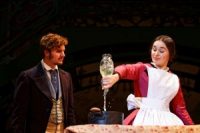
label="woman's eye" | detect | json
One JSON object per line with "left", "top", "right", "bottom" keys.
{"left": 152, "top": 48, "right": 157, "bottom": 51}
{"left": 159, "top": 50, "right": 165, "bottom": 53}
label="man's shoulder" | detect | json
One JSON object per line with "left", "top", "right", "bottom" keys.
{"left": 19, "top": 63, "right": 42, "bottom": 77}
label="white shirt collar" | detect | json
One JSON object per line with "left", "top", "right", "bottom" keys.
{"left": 41, "top": 59, "right": 58, "bottom": 71}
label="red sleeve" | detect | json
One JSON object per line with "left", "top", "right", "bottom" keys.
{"left": 170, "top": 87, "right": 194, "bottom": 125}
{"left": 123, "top": 109, "right": 139, "bottom": 125}
{"left": 115, "top": 62, "right": 144, "bottom": 80}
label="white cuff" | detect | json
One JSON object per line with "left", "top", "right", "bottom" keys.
{"left": 126, "top": 94, "right": 142, "bottom": 110}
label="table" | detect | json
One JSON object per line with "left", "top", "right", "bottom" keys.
{"left": 65, "top": 124, "right": 200, "bottom": 133}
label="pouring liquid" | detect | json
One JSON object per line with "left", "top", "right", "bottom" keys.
{"left": 100, "top": 65, "right": 113, "bottom": 111}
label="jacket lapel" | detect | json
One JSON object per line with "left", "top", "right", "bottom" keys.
{"left": 59, "top": 69, "right": 70, "bottom": 123}
{"left": 59, "top": 70, "right": 69, "bottom": 99}
{"left": 31, "top": 63, "right": 52, "bottom": 100}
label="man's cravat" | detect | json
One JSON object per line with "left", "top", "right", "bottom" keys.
{"left": 49, "top": 70, "right": 59, "bottom": 99}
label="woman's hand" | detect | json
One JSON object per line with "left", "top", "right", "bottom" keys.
{"left": 101, "top": 73, "right": 119, "bottom": 90}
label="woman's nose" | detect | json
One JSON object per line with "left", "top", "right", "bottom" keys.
{"left": 154, "top": 51, "right": 159, "bottom": 56}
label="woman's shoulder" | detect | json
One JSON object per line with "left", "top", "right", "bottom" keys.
{"left": 136, "top": 62, "right": 151, "bottom": 68}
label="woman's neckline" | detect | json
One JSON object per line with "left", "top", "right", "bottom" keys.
{"left": 150, "top": 62, "right": 169, "bottom": 72}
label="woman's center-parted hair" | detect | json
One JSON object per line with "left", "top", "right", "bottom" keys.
{"left": 151, "top": 35, "right": 176, "bottom": 64}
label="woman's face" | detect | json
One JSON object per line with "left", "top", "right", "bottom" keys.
{"left": 151, "top": 40, "right": 170, "bottom": 69}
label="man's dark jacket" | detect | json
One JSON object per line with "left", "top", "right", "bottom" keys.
{"left": 7, "top": 63, "right": 76, "bottom": 133}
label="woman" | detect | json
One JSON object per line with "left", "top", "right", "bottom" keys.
{"left": 101, "top": 35, "right": 194, "bottom": 126}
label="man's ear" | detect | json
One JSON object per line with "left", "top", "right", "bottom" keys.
{"left": 44, "top": 49, "right": 50, "bottom": 57}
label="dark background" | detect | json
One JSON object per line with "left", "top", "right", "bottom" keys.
{"left": 0, "top": 0, "right": 200, "bottom": 132}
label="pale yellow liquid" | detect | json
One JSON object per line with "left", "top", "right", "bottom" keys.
{"left": 100, "top": 65, "right": 113, "bottom": 111}
{"left": 100, "top": 66, "right": 113, "bottom": 77}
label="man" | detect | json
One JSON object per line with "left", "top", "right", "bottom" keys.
{"left": 8, "top": 33, "right": 76, "bottom": 133}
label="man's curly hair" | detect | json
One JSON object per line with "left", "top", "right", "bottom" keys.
{"left": 40, "top": 33, "right": 68, "bottom": 50}
{"left": 39, "top": 33, "right": 68, "bottom": 57}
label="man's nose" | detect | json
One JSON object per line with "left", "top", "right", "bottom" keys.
{"left": 62, "top": 52, "right": 65, "bottom": 57}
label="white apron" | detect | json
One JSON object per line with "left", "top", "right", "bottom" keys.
{"left": 131, "top": 66, "right": 184, "bottom": 126}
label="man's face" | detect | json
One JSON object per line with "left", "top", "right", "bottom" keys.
{"left": 44, "top": 45, "right": 66, "bottom": 68}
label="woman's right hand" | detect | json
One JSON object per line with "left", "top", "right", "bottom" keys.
{"left": 101, "top": 73, "right": 119, "bottom": 90}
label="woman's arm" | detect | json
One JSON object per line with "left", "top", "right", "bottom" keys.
{"left": 102, "top": 61, "right": 145, "bottom": 90}
{"left": 170, "top": 88, "right": 194, "bottom": 125}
